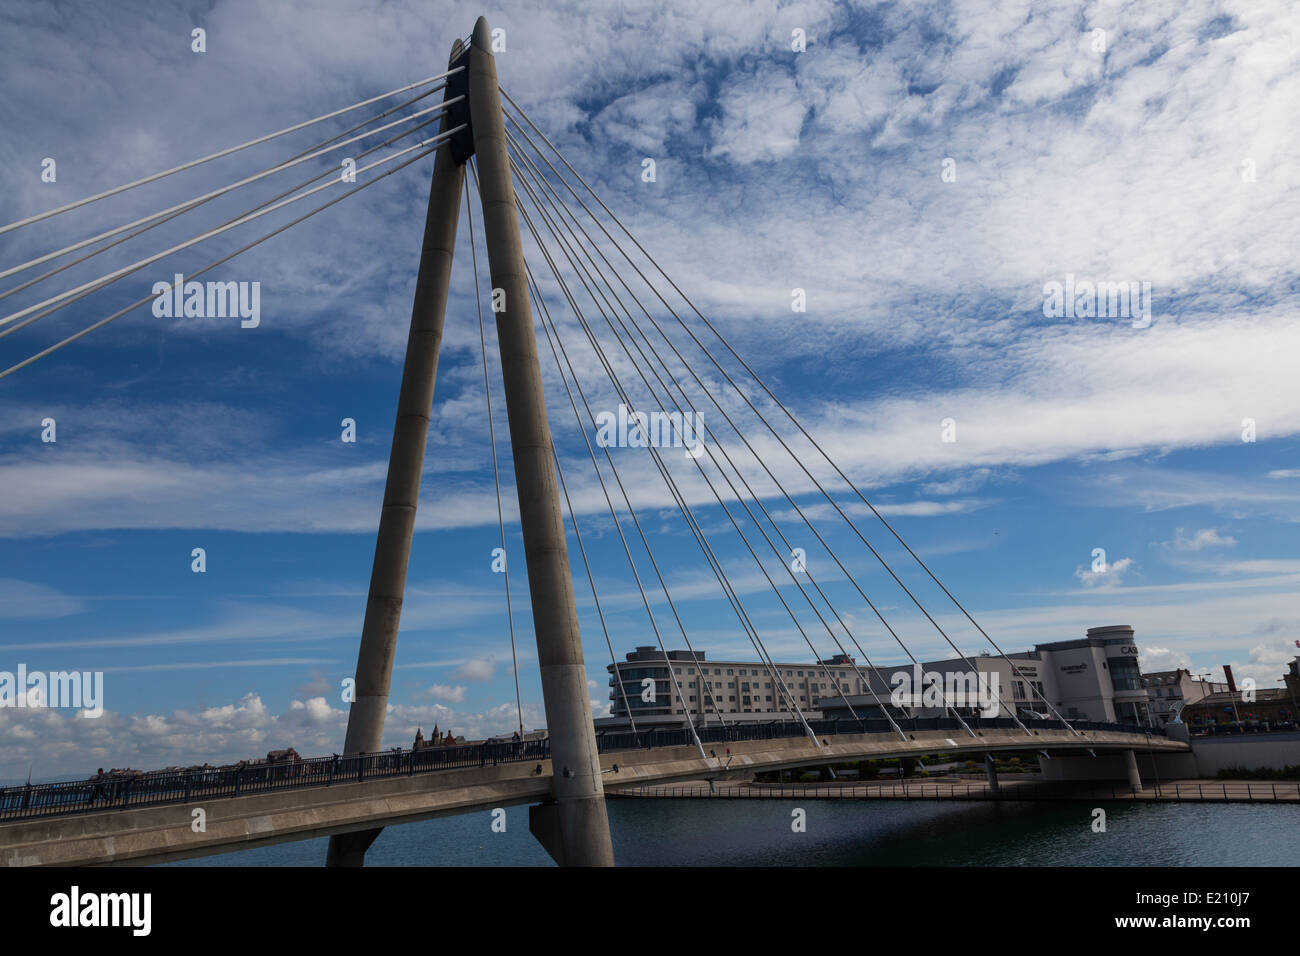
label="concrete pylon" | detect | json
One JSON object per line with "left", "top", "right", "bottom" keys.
{"left": 325, "top": 40, "right": 468, "bottom": 868}
{"left": 467, "top": 15, "right": 615, "bottom": 866}
{"left": 984, "top": 754, "right": 1000, "bottom": 794}
{"left": 1124, "top": 749, "right": 1143, "bottom": 791}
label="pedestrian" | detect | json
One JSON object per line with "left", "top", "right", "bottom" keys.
{"left": 91, "top": 768, "right": 107, "bottom": 803}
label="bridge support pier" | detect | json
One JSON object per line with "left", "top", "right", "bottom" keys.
{"left": 984, "top": 754, "right": 999, "bottom": 795}
{"left": 326, "top": 828, "right": 381, "bottom": 867}
{"left": 1124, "top": 749, "right": 1143, "bottom": 791}
{"left": 325, "top": 39, "right": 467, "bottom": 868}
{"left": 468, "top": 15, "right": 614, "bottom": 867}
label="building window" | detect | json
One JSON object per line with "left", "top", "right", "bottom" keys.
{"left": 1109, "top": 657, "right": 1142, "bottom": 692}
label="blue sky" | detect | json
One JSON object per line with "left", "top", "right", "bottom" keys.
{"left": 1, "top": 0, "right": 1298, "bottom": 781}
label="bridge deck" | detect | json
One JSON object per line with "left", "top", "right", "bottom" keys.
{"left": 0, "top": 727, "right": 1184, "bottom": 866}
{"left": 614, "top": 778, "right": 1300, "bottom": 804}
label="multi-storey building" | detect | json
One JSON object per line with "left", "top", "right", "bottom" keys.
{"left": 820, "top": 627, "right": 1151, "bottom": 724}
{"left": 598, "top": 625, "right": 1154, "bottom": 729}
{"left": 1142, "top": 668, "right": 1229, "bottom": 726}
{"left": 601, "top": 647, "right": 874, "bottom": 728}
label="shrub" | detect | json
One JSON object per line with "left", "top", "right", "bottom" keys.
{"left": 1215, "top": 765, "right": 1300, "bottom": 781}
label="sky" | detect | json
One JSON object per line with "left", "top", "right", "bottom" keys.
{"left": 0, "top": 0, "right": 1297, "bottom": 782}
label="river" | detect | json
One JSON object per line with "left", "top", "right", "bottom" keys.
{"left": 163, "top": 798, "right": 1300, "bottom": 866}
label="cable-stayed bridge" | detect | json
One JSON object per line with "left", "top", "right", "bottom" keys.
{"left": 0, "top": 17, "right": 1184, "bottom": 867}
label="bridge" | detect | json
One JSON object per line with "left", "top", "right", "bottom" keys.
{"left": 0, "top": 718, "right": 1181, "bottom": 866}
{"left": 0, "top": 16, "right": 1187, "bottom": 867}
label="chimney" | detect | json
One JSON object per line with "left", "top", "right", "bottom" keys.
{"left": 1223, "top": 665, "right": 1236, "bottom": 693}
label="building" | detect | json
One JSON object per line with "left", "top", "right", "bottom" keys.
{"left": 1142, "top": 669, "right": 1228, "bottom": 726}
{"left": 1038, "top": 625, "right": 1150, "bottom": 723}
{"left": 413, "top": 725, "right": 460, "bottom": 749}
{"left": 600, "top": 646, "right": 868, "bottom": 729}
{"left": 599, "top": 625, "right": 1154, "bottom": 730}
{"left": 1181, "top": 658, "right": 1300, "bottom": 730}
{"left": 815, "top": 628, "right": 1149, "bottom": 725}
{"left": 1182, "top": 689, "right": 1296, "bottom": 729}
{"left": 486, "top": 729, "right": 548, "bottom": 743}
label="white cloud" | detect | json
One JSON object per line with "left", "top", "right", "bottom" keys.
{"left": 427, "top": 683, "right": 467, "bottom": 703}
{"left": 0, "top": 0, "right": 1297, "bottom": 541}
{"left": 452, "top": 657, "right": 496, "bottom": 682}
{"left": 920, "top": 469, "right": 995, "bottom": 497}
{"left": 1074, "top": 556, "right": 1134, "bottom": 588}
{"left": 0, "top": 579, "right": 84, "bottom": 619}
{"left": 1138, "top": 644, "right": 1193, "bottom": 673}
{"left": 0, "top": 690, "right": 547, "bottom": 782}
{"left": 709, "top": 68, "right": 807, "bottom": 164}
{"left": 1168, "top": 527, "right": 1238, "bottom": 551}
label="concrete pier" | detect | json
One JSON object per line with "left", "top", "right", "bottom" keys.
{"left": 467, "top": 16, "right": 615, "bottom": 866}
{"left": 1124, "top": 749, "right": 1143, "bottom": 791}
{"left": 984, "top": 754, "right": 1000, "bottom": 794}
{"left": 325, "top": 40, "right": 467, "bottom": 867}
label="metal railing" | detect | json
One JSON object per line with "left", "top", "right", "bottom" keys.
{"left": 0, "top": 739, "right": 549, "bottom": 824}
{"left": 614, "top": 779, "right": 1300, "bottom": 804}
{"left": 0, "top": 716, "right": 1162, "bottom": 824}
{"left": 591, "top": 715, "right": 1159, "bottom": 752}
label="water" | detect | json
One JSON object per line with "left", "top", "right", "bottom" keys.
{"left": 164, "top": 798, "right": 1300, "bottom": 866}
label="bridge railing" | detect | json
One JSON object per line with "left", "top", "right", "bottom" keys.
{"left": 0, "top": 717, "right": 1161, "bottom": 824}
{"left": 616, "top": 779, "right": 1299, "bottom": 804}
{"left": 0, "top": 738, "right": 554, "bottom": 824}
{"left": 591, "top": 716, "right": 1165, "bottom": 749}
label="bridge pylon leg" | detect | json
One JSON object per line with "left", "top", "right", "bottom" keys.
{"left": 984, "top": 754, "right": 1000, "bottom": 795}
{"left": 1124, "top": 749, "right": 1143, "bottom": 791}
{"left": 467, "top": 15, "right": 615, "bottom": 866}
{"left": 325, "top": 39, "right": 468, "bottom": 868}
